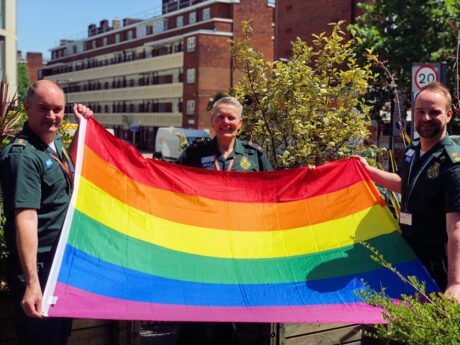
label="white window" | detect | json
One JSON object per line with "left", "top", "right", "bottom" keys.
{"left": 202, "top": 8, "right": 211, "bottom": 20}
{"left": 187, "top": 119, "right": 195, "bottom": 125}
{"left": 92, "top": 40, "right": 97, "bottom": 49}
{"left": 187, "top": 36, "right": 196, "bottom": 52}
{"left": 115, "top": 34, "right": 121, "bottom": 44}
{"left": 186, "top": 68, "right": 196, "bottom": 84}
{"left": 186, "top": 100, "right": 195, "bottom": 115}
{"left": 127, "top": 30, "right": 133, "bottom": 40}
{"left": 103, "top": 37, "right": 108, "bottom": 46}
{"left": 189, "top": 12, "right": 197, "bottom": 24}
{"left": 176, "top": 15, "right": 183, "bottom": 27}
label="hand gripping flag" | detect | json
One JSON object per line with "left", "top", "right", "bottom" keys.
{"left": 42, "top": 118, "right": 438, "bottom": 323}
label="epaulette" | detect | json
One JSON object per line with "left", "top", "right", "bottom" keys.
{"left": 445, "top": 142, "right": 460, "bottom": 163}
{"left": 10, "top": 137, "right": 29, "bottom": 152}
{"left": 244, "top": 141, "right": 263, "bottom": 153}
{"left": 189, "top": 137, "right": 211, "bottom": 150}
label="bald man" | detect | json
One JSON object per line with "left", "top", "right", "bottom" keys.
{"left": 0, "top": 80, "right": 92, "bottom": 345}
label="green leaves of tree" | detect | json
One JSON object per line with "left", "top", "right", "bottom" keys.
{"left": 232, "top": 22, "right": 377, "bottom": 168}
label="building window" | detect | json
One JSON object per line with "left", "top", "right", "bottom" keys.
{"left": 103, "top": 37, "right": 108, "bottom": 46}
{"left": 92, "top": 40, "right": 97, "bottom": 49}
{"left": 189, "top": 12, "right": 197, "bottom": 24}
{"left": 186, "top": 100, "right": 195, "bottom": 115}
{"left": 187, "top": 36, "right": 196, "bottom": 52}
{"left": 127, "top": 30, "right": 133, "bottom": 40}
{"left": 115, "top": 34, "right": 121, "bottom": 43}
{"left": 146, "top": 25, "right": 154, "bottom": 35}
{"left": 176, "top": 16, "right": 183, "bottom": 27}
{"left": 202, "top": 8, "right": 211, "bottom": 21}
{"left": 72, "top": 45, "right": 77, "bottom": 54}
{"left": 186, "top": 69, "right": 195, "bottom": 84}
{"left": 0, "top": 0, "right": 4, "bottom": 29}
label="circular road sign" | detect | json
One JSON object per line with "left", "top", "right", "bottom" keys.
{"left": 414, "top": 65, "right": 439, "bottom": 91}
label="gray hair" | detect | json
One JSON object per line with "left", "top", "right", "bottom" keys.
{"left": 212, "top": 96, "right": 243, "bottom": 118}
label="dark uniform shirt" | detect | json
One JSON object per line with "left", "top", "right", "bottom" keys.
{"left": 398, "top": 135, "right": 460, "bottom": 289}
{"left": 176, "top": 137, "right": 273, "bottom": 172}
{"left": 0, "top": 122, "right": 74, "bottom": 270}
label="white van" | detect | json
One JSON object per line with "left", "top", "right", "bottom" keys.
{"left": 154, "top": 127, "right": 210, "bottom": 162}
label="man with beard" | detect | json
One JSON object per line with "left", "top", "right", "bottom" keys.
{"left": 358, "top": 82, "right": 460, "bottom": 301}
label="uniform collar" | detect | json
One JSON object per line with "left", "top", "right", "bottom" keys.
{"left": 21, "top": 122, "right": 62, "bottom": 152}
{"left": 234, "top": 139, "right": 245, "bottom": 154}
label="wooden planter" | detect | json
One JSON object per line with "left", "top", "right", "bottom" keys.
{"left": 0, "top": 293, "right": 139, "bottom": 345}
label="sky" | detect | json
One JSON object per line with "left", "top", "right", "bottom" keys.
{"left": 18, "top": 0, "right": 163, "bottom": 60}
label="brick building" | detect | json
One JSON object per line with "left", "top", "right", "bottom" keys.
{"left": 22, "top": 52, "right": 44, "bottom": 83}
{"left": 40, "top": 0, "right": 274, "bottom": 151}
{"left": 275, "top": 0, "right": 359, "bottom": 59}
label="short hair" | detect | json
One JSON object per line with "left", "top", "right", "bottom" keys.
{"left": 26, "top": 81, "right": 64, "bottom": 105}
{"left": 212, "top": 96, "right": 243, "bottom": 118}
{"left": 416, "top": 81, "right": 452, "bottom": 112}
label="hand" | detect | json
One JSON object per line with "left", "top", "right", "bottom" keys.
{"left": 444, "top": 283, "right": 460, "bottom": 303}
{"left": 21, "top": 281, "right": 44, "bottom": 318}
{"left": 73, "top": 103, "right": 93, "bottom": 124}
{"left": 353, "top": 155, "right": 370, "bottom": 168}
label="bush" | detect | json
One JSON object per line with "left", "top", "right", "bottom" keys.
{"left": 358, "top": 243, "right": 460, "bottom": 345}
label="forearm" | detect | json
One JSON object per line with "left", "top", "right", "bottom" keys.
{"left": 364, "top": 165, "right": 402, "bottom": 193}
{"left": 445, "top": 213, "right": 460, "bottom": 301}
{"left": 15, "top": 209, "right": 39, "bottom": 286}
{"left": 447, "top": 214, "right": 460, "bottom": 287}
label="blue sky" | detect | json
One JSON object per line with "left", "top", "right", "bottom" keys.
{"left": 18, "top": 0, "right": 163, "bottom": 60}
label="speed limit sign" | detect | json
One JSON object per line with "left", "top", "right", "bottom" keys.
{"left": 411, "top": 63, "right": 441, "bottom": 94}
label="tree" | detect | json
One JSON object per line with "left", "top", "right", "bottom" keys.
{"left": 17, "top": 62, "right": 30, "bottom": 104}
{"left": 350, "top": 0, "right": 460, "bottom": 94}
{"left": 232, "top": 22, "right": 377, "bottom": 168}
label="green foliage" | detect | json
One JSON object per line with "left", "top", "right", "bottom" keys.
{"left": 350, "top": 0, "right": 460, "bottom": 94}
{"left": 0, "top": 82, "right": 28, "bottom": 291}
{"left": 358, "top": 242, "right": 460, "bottom": 344}
{"left": 232, "top": 22, "right": 377, "bottom": 168}
{"left": 17, "top": 62, "right": 30, "bottom": 104}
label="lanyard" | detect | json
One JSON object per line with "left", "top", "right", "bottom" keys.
{"left": 403, "top": 151, "right": 433, "bottom": 212}
{"left": 214, "top": 157, "right": 235, "bottom": 171}
{"left": 48, "top": 147, "right": 74, "bottom": 188}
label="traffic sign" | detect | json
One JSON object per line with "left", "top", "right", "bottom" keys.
{"left": 411, "top": 63, "right": 441, "bottom": 94}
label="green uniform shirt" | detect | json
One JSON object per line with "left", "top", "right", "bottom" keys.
{"left": 398, "top": 135, "right": 460, "bottom": 288}
{"left": 176, "top": 138, "right": 273, "bottom": 172}
{"left": 0, "top": 123, "right": 74, "bottom": 264}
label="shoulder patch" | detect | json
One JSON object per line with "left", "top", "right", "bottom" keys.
{"left": 189, "top": 137, "right": 211, "bottom": 150}
{"left": 445, "top": 143, "right": 460, "bottom": 164}
{"left": 245, "top": 141, "right": 263, "bottom": 153}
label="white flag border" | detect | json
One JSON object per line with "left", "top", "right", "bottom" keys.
{"left": 42, "top": 117, "right": 88, "bottom": 316}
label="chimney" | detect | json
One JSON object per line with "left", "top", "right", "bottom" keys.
{"left": 88, "top": 24, "right": 97, "bottom": 37}
{"left": 113, "top": 18, "right": 121, "bottom": 30}
{"left": 100, "top": 19, "right": 109, "bottom": 32}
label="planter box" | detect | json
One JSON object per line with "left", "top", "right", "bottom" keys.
{"left": 0, "top": 294, "right": 138, "bottom": 345}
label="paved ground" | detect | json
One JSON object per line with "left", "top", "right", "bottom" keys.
{"left": 140, "top": 322, "right": 178, "bottom": 345}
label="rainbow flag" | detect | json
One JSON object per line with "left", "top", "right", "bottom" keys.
{"left": 43, "top": 118, "right": 437, "bottom": 323}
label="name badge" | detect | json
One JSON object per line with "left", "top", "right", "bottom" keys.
{"left": 400, "top": 212, "right": 412, "bottom": 225}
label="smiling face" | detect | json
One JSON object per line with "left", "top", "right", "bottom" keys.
{"left": 211, "top": 103, "right": 243, "bottom": 143}
{"left": 414, "top": 90, "right": 452, "bottom": 143}
{"left": 25, "top": 81, "right": 65, "bottom": 144}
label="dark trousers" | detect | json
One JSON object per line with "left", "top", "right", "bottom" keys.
{"left": 8, "top": 259, "right": 73, "bottom": 345}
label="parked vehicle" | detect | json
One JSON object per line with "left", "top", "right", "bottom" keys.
{"left": 154, "top": 127, "right": 210, "bottom": 162}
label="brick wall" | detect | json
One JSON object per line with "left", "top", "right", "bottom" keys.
{"left": 276, "top": 0, "right": 359, "bottom": 59}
